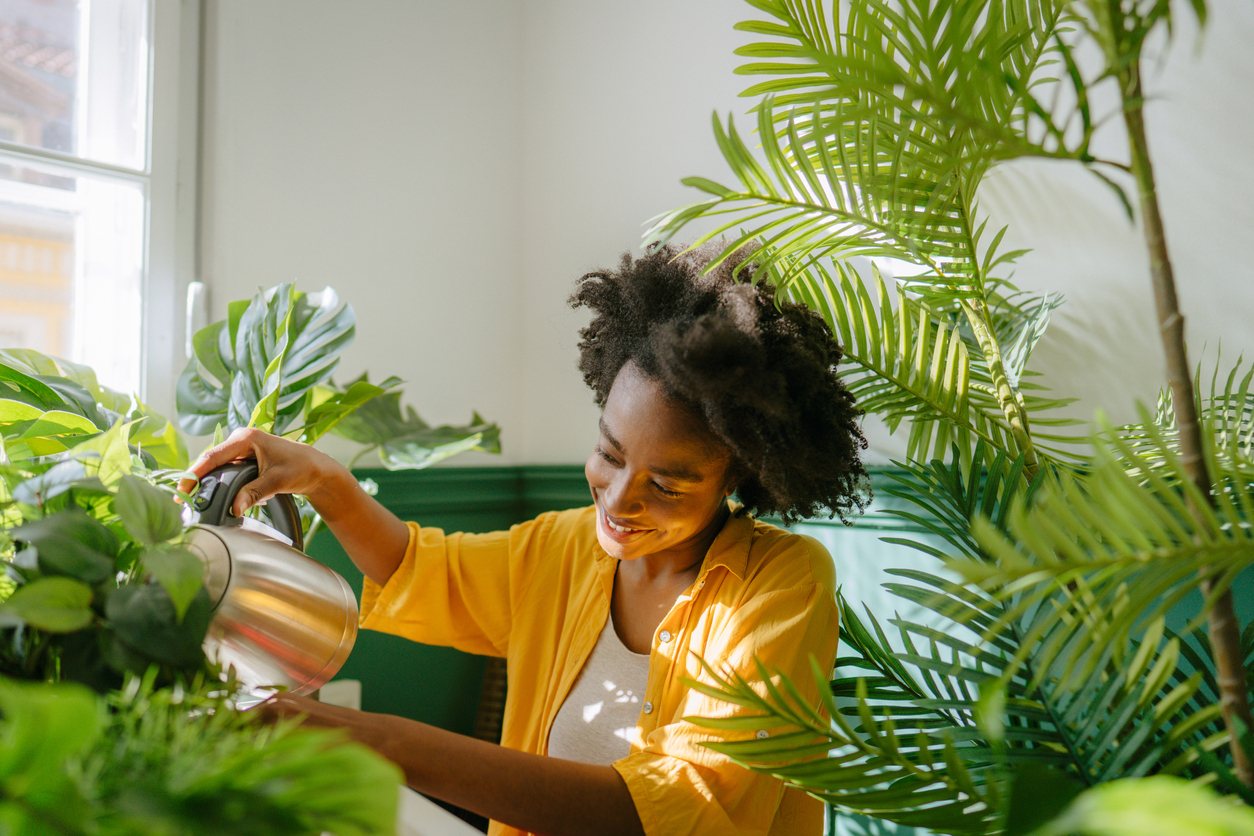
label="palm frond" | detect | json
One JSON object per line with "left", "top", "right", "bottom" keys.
{"left": 1115, "top": 353, "right": 1254, "bottom": 483}
{"left": 687, "top": 570, "right": 1225, "bottom": 833}
{"left": 949, "top": 412, "right": 1254, "bottom": 698}
{"left": 782, "top": 260, "right": 1080, "bottom": 468}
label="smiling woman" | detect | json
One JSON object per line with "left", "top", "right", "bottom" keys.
{"left": 186, "top": 242, "right": 870, "bottom": 836}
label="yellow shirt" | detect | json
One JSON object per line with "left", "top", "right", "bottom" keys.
{"left": 360, "top": 504, "right": 839, "bottom": 836}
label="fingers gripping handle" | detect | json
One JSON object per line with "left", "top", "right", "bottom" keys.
{"left": 191, "top": 460, "right": 305, "bottom": 552}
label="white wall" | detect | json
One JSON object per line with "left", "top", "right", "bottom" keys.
{"left": 200, "top": 0, "right": 527, "bottom": 463}
{"left": 200, "top": 0, "right": 1254, "bottom": 467}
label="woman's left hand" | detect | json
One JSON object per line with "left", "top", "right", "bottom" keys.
{"left": 253, "top": 693, "right": 390, "bottom": 750}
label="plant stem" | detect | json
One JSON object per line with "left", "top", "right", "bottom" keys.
{"left": 1119, "top": 55, "right": 1253, "bottom": 789}
{"left": 961, "top": 298, "right": 1040, "bottom": 481}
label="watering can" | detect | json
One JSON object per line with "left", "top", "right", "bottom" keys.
{"left": 182, "top": 461, "right": 358, "bottom": 695}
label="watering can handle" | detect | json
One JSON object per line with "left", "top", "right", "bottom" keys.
{"left": 191, "top": 460, "right": 305, "bottom": 552}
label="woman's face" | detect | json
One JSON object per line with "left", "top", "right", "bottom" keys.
{"left": 585, "top": 361, "right": 734, "bottom": 566}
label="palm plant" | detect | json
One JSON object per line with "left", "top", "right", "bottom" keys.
{"left": 649, "top": 0, "right": 1254, "bottom": 831}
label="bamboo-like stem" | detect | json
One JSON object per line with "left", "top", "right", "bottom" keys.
{"left": 961, "top": 298, "right": 1040, "bottom": 481}
{"left": 1119, "top": 54, "right": 1253, "bottom": 788}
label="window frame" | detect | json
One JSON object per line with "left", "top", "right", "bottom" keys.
{"left": 0, "top": 0, "right": 200, "bottom": 421}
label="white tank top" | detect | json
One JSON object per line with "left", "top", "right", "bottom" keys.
{"left": 546, "top": 617, "right": 650, "bottom": 765}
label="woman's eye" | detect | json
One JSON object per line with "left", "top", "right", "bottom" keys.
{"left": 653, "top": 483, "right": 682, "bottom": 498}
{"left": 596, "top": 446, "right": 619, "bottom": 465}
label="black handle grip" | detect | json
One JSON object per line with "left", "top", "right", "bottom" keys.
{"left": 191, "top": 460, "right": 305, "bottom": 552}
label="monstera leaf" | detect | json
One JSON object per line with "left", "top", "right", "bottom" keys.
{"left": 177, "top": 284, "right": 355, "bottom": 437}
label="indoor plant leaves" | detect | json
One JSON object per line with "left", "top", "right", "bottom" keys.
{"left": 176, "top": 284, "right": 356, "bottom": 437}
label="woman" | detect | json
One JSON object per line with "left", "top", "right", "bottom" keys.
{"left": 185, "top": 243, "right": 869, "bottom": 836}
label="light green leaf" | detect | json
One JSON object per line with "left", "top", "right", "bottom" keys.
{"left": 1, "top": 576, "right": 95, "bottom": 632}
{"left": 0, "top": 678, "right": 101, "bottom": 821}
{"left": 72, "top": 418, "right": 133, "bottom": 485}
{"left": 297, "top": 375, "right": 401, "bottom": 444}
{"left": 1036, "top": 776, "right": 1254, "bottom": 836}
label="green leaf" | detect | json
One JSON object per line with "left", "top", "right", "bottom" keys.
{"left": 177, "top": 284, "right": 356, "bottom": 437}
{"left": 105, "top": 583, "right": 212, "bottom": 671}
{"left": 11, "top": 459, "right": 101, "bottom": 507}
{"left": 114, "top": 474, "right": 184, "bottom": 546}
{"left": 378, "top": 413, "right": 502, "bottom": 470}
{"left": 72, "top": 418, "right": 133, "bottom": 485}
{"left": 1036, "top": 775, "right": 1254, "bottom": 836}
{"left": 0, "top": 678, "right": 101, "bottom": 827}
{"left": 297, "top": 375, "right": 401, "bottom": 445}
{"left": 330, "top": 380, "right": 501, "bottom": 470}
{"left": 1004, "top": 762, "right": 1084, "bottom": 836}
{"left": 1, "top": 576, "right": 94, "bottom": 632}
{"left": 12, "top": 509, "right": 119, "bottom": 584}
{"left": 139, "top": 545, "right": 205, "bottom": 622}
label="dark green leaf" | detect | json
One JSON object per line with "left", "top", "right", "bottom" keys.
{"left": 1004, "top": 762, "right": 1084, "bottom": 836}
{"left": 13, "top": 509, "right": 119, "bottom": 584}
{"left": 140, "top": 545, "right": 206, "bottom": 621}
{"left": 105, "top": 583, "right": 212, "bottom": 670}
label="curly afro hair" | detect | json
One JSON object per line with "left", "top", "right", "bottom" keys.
{"left": 569, "top": 242, "right": 869, "bottom": 524}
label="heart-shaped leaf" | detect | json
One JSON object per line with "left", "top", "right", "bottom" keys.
{"left": 113, "top": 475, "right": 183, "bottom": 546}
{"left": 139, "top": 545, "right": 205, "bottom": 621}
{"left": 106, "top": 583, "right": 213, "bottom": 670}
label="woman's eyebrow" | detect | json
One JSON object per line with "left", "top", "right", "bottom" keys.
{"left": 599, "top": 417, "right": 624, "bottom": 452}
{"left": 599, "top": 417, "right": 704, "bottom": 483}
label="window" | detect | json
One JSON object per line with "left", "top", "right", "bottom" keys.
{"left": 0, "top": 0, "right": 193, "bottom": 406}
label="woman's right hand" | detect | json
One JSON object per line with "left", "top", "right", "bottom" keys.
{"left": 179, "top": 427, "right": 353, "bottom": 518}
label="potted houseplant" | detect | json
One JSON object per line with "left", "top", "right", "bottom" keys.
{"left": 648, "top": 0, "right": 1254, "bottom": 833}
{"left": 0, "top": 282, "right": 499, "bottom": 833}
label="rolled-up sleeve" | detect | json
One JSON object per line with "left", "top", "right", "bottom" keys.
{"left": 359, "top": 521, "right": 516, "bottom": 657}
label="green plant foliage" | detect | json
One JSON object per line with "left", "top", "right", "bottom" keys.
{"left": 657, "top": 0, "right": 1251, "bottom": 830}
{"left": 177, "top": 284, "right": 357, "bottom": 436}
{"left": 0, "top": 349, "right": 187, "bottom": 468}
{"left": 0, "top": 673, "right": 402, "bottom": 836}
{"left": 0, "top": 465, "right": 214, "bottom": 691}
{"left": 956, "top": 420, "right": 1254, "bottom": 692}
{"left": 684, "top": 568, "right": 1227, "bottom": 835}
{"left": 332, "top": 374, "right": 502, "bottom": 470}
{"left": 781, "top": 260, "right": 1081, "bottom": 469}
{"left": 1031, "top": 775, "right": 1254, "bottom": 836}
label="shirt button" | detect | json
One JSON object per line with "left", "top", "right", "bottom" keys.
{"left": 756, "top": 730, "right": 770, "bottom": 739}
{"left": 697, "top": 580, "right": 705, "bottom": 589}
{"left": 643, "top": 701, "right": 654, "bottom": 714}
{"left": 659, "top": 630, "right": 672, "bottom": 644}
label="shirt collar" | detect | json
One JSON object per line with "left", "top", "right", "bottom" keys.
{"left": 699, "top": 503, "right": 752, "bottom": 580}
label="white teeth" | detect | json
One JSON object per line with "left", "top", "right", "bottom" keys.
{"left": 607, "top": 518, "right": 639, "bottom": 534}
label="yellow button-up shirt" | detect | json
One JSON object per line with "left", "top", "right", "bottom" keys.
{"left": 360, "top": 504, "right": 839, "bottom": 836}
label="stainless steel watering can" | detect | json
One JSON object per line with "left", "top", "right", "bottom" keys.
{"left": 183, "top": 461, "right": 358, "bottom": 695}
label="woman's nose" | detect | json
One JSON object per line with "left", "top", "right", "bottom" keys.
{"left": 602, "top": 474, "right": 642, "bottom": 515}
